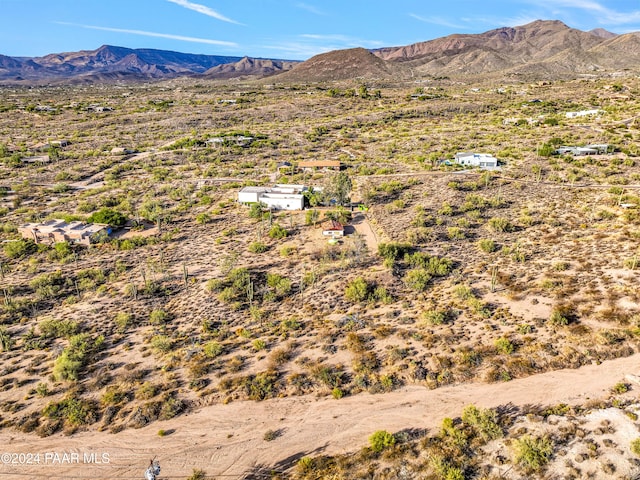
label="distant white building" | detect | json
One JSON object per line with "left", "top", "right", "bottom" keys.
{"left": 454, "top": 152, "right": 499, "bottom": 169}
{"left": 238, "top": 184, "right": 306, "bottom": 211}
{"left": 565, "top": 109, "right": 603, "bottom": 119}
{"left": 555, "top": 144, "right": 610, "bottom": 156}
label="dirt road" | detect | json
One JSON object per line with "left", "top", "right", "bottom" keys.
{"left": 1, "top": 353, "right": 638, "bottom": 479}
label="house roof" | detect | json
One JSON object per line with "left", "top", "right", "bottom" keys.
{"left": 19, "top": 219, "right": 110, "bottom": 237}
{"left": 322, "top": 220, "right": 344, "bottom": 231}
{"left": 298, "top": 160, "right": 341, "bottom": 168}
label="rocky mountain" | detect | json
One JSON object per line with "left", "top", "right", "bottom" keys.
{"left": 370, "top": 20, "right": 634, "bottom": 77}
{"left": 589, "top": 28, "right": 618, "bottom": 39}
{"left": 277, "top": 21, "right": 637, "bottom": 82}
{"left": 275, "top": 47, "right": 398, "bottom": 82}
{"left": 0, "top": 45, "right": 297, "bottom": 83}
{"left": 202, "top": 56, "right": 298, "bottom": 79}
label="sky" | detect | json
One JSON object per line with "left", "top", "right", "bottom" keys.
{"left": 1, "top": 0, "right": 640, "bottom": 60}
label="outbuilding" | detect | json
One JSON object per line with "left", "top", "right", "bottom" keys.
{"left": 321, "top": 220, "right": 344, "bottom": 237}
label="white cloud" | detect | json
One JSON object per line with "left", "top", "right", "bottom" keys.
{"left": 299, "top": 34, "right": 385, "bottom": 48}
{"left": 260, "top": 34, "right": 385, "bottom": 60}
{"left": 295, "top": 2, "right": 326, "bottom": 16}
{"left": 409, "top": 14, "right": 466, "bottom": 30}
{"left": 55, "top": 22, "right": 238, "bottom": 47}
{"left": 261, "top": 42, "right": 333, "bottom": 59}
{"left": 166, "top": 0, "right": 243, "bottom": 25}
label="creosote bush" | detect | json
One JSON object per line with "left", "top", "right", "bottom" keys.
{"left": 369, "top": 430, "right": 395, "bottom": 452}
{"left": 512, "top": 435, "right": 553, "bottom": 472}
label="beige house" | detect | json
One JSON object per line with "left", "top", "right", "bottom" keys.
{"left": 18, "top": 219, "right": 111, "bottom": 246}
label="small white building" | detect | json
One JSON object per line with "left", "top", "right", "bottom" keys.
{"left": 321, "top": 220, "right": 344, "bottom": 237}
{"left": 454, "top": 152, "right": 499, "bottom": 169}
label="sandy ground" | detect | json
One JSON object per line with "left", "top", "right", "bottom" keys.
{"left": 1, "top": 352, "right": 638, "bottom": 479}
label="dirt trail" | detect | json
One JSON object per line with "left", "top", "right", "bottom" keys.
{"left": 351, "top": 212, "right": 380, "bottom": 252}
{"left": 1, "top": 353, "right": 639, "bottom": 479}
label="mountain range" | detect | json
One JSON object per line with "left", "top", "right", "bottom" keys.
{"left": 0, "top": 45, "right": 296, "bottom": 83}
{"left": 1, "top": 20, "right": 639, "bottom": 84}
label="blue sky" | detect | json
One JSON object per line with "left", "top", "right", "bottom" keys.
{"left": 1, "top": 0, "right": 640, "bottom": 59}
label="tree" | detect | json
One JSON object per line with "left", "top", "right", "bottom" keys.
{"left": 87, "top": 208, "right": 126, "bottom": 228}
{"left": 325, "top": 172, "right": 352, "bottom": 206}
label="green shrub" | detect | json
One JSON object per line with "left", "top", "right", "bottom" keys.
{"left": 0, "top": 326, "right": 13, "bottom": 352}
{"left": 631, "top": 438, "right": 640, "bottom": 456}
{"left": 87, "top": 207, "right": 126, "bottom": 227}
{"left": 52, "top": 333, "right": 99, "bottom": 382}
{"left": 369, "top": 430, "right": 396, "bottom": 452}
{"left": 150, "top": 335, "right": 173, "bottom": 353}
{"left": 280, "top": 245, "right": 296, "bottom": 257}
{"left": 377, "top": 242, "right": 412, "bottom": 260}
{"left": 404, "top": 268, "right": 432, "bottom": 291}
{"left": 422, "top": 309, "right": 448, "bottom": 325}
{"left": 53, "top": 350, "right": 83, "bottom": 381}
{"left": 494, "top": 337, "right": 514, "bottom": 355}
{"left": 461, "top": 405, "right": 503, "bottom": 441}
{"left": 35, "top": 383, "right": 50, "bottom": 397}
{"left": 549, "top": 305, "right": 573, "bottom": 326}
{"left": 344, "top": 277, "right": 370, "bottom": 303}
{"left": 478, "top": 239, "right": 496, "bottom": 253}
{"left": 612, "top": 382, "right": 630, "bottom": 394}
{"left": 113, "top": 312, "right": 133, "bottom": 333}
{"left": 136, "top": 382, "right": 158, "bottom": 400}
{"left": 149, "top": 309, "right": 169, "bottom": 325}
{"left": 39, "top": 318, "right": 80, "bottom": 339}
{"left": 248, "top": 241, "right": 268, "bottom": 253}
{"left": 101, "top": 386, "right": 127, "bottom": 406}
{"left": 43, "top": 396, "right": 97, "bottom": 426}
{"left": 186, "top": 469, "right": 207, "bottom": 480}
{"left": 3, "top": 239, "right": 36, "bottom": 259}
{"left": 512, "top": 435, "right": 553, "bottom": 471}
{"left": 266, "top": 273, "right": 292, "bottom": 298}
{"left": 268, "top": 224, "right": 288, "bottom": 239}
{"left": 244, "top": 370, "right": 279, "bottom": 400}
{"left": 447, "top": 227, "right": 465, "bottom": 240}
{"left": 487, "top": 217, "right": 514, "bottom": 233}
{"left": 305, "top": 209, "right": 320, "bottom": 225}
{"left": 331, "top": 387, "right": 344, "bottom": 399}
{"left": 195, "top": 213, "right": 211, "bottom": 225}
{"left": 248, "top": 203, "right": 264, "bottom": 219}
{"left": 203, "top": 341, "right": 223, "bottom": 358}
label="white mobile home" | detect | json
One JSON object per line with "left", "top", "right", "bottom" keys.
{"left": 454, "top": 152, "right": 499, "bottom": 169}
